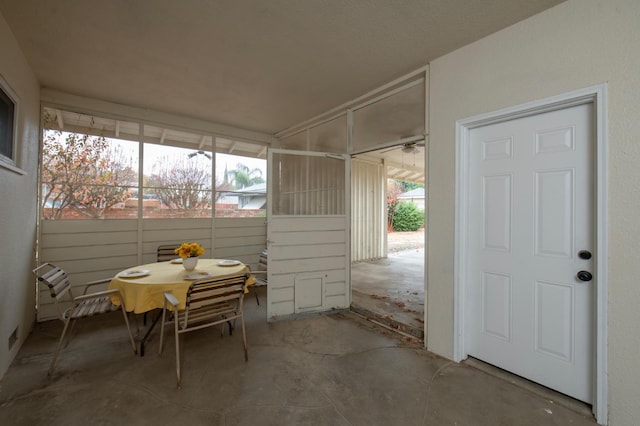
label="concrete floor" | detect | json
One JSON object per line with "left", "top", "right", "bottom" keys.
{"left": 351, "top": 249, "right": 425, "bottom": 339}
{"left": 0, "top": 286, "right": 596, "bottom": 425}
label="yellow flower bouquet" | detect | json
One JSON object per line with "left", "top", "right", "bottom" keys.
{"left": 174, "top": 242, "right": 205, "bottom": 259}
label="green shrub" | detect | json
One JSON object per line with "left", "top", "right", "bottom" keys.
{"left": 392, "top": 202, "right": 424, "bottom": 232}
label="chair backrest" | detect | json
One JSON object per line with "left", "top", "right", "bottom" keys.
{"left": 33, "top": 263, "right": 73, "bottom": 302}
{"left": 181, "top": 274, "right": 247, "bottom": 326}
{"left": 157, "top": 244, "right": 181, "bottom": 262}
{"left": 258, "top": 249, "right": 268, "bottom": 273}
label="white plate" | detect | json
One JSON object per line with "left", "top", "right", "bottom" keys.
{"left": 218, "top": 260, "right": 241, "bottom": 267}
{"left": 170, "top": 258, "right": 183, "bottom": 264}
{"left": 184, "top": 272, "right": 212, "bottom": 280}
{"left": 118, "top": 269, "right": 151, "bottom": 278}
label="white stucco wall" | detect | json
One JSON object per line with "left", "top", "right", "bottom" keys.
{"left": 427, "top": 0, "right": 639, "bottom": 423}
{"left": 0, "top": 13, "right": 40, "bottom": 377}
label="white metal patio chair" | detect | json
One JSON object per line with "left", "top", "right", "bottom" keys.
{"left": 159, "top": 273, "right": 249, "bottom": 388}
{"left": 250, "top": 249, "right": 268, "bottom": 305}
{"left": 149, "top": 244, "right": 183, "bottom": 327}
{"left": 33, "top": 263, "right": 137, "bottom": 375}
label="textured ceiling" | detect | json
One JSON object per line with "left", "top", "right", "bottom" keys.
{"left": 0, "top": 0, "right": 563, "bottom": 134}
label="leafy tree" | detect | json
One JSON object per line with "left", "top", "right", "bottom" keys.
{"left": 392, "top": 201, "right": 424, "bottom": 232}
{"left": 386, "top": 179, "right": 404, "bottom": 232}
{"left": 399, "top": 181, "right": 423, "bottom": 192}
{"left": 386, "top": 179, "right": 424, "bottom": 231}
{"left": 41, "top": 130, "right": 136, "bottom": 219}
{"left": 146, "top": 156, "right": 214, "bottom": 215}
{"left": 227, "top": 163, "right": 264, "bottom": 189}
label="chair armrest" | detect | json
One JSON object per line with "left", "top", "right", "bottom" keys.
{"left": 164, "top": 292, "right": 179, "bottom": 308}
{"left": 82, "top": 278, "right": 114, "bottom": 295}
{"left": 74, "top": 288, "right": 120, "bottom": 303}
{"left": 251, "top": 270, "right": 267, "bottom": 275}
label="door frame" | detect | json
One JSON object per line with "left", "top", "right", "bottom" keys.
{"left": 453, "top": 84, "right": 608, "bottom": 423}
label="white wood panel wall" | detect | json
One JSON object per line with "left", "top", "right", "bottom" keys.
{"left": 267, "top": 216, "right": 348, "bottom": 320}
{"left": 351, "top": 159, "right": 386, "bottom": 262}
{"left": 37, "top": 217, "right": 266, "bottom": 321}
{"left": 38, "top": 219, "right": 139, "bottom": 321}
{"left": 141, "top": 218, "right": 213, "bottom": 265}
{"left": 213, "top": 217, "right": 267, "bottom": 269}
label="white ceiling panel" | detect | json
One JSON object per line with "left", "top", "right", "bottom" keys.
{"left": 0, "top": 0, "right": 564, "bottom": 134}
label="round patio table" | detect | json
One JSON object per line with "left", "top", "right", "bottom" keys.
{"left": 108, "top": 259, "right": 255, "bottom": 356}
{"left": 109, "top": 259, "right": 255, "bottom": 314}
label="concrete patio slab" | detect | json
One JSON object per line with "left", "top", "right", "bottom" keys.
{"left": 351, "top": 248, "right": 425, "bottom": 339}
{"left": 0, "top": 286, "right": 595, "bottom": 425}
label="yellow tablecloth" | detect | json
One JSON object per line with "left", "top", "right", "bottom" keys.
{"left": 108, "top": 259, "right": 255, "bottom": 314}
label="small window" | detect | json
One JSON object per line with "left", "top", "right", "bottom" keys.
{"left": 0, "top": 77, "right": 17, "bottom": 166}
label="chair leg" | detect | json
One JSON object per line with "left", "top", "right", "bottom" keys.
{"left": 120, "top": 308, "right": 137, "bottom": 355}
{"left": 158, "top": 308, "right": 168, "bottom": 355}
{"left": 220, "top": 315, "right": 233, "bottom": 337}
{"left": 174, "top": 317, "right": 181, "bottom": 388}
{"left": 64, "top": 319, "right": 77, "bottom": 348}
{"left": 49, "top": 318, "right": 73, "bottom": 376}
{"left": 254, "top": 287, "right": 260, "bottom": 305}
{"left": 240, "top": 314, "right": 248, "bottom": 362}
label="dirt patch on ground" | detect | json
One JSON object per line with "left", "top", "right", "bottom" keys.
{"left": 387, "top": 229, "right": 425, "bottom": 252}
{"left": 351, "top": 230, "right": 426, "bottom": 339}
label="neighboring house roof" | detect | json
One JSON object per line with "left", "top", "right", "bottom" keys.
{"left": 217, "top": 195, "right": 238, "bottom": 204}
{"left": 217, "top": 183, "right": 267, "bottom": 209}
{"left": 241, "top": 196, "right": 267, "bottom": 210}
{"left": 398, "top": 188, "right": 425, "bottom": 199}
{"left": 237, "top": 183, "right": 267, "bottom": 209}
{"left": 236, "top": 182, "right": 266, "bottom": 194}
{"left": 218, "top": 182, "right": 266, "bottom": 197}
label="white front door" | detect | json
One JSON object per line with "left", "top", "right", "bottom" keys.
{"left": 266, "top": 149, "right": 350, "bottom": 321}
{"left": 465, "top": 103, "right": 594, "bottom": 403}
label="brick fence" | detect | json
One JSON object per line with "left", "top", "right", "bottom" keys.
{"left": 42, "top": 206, "right": 265, "bottom": 220}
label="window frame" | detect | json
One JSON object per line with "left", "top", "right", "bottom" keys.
{"left": 0, "top": 74, "right": 22, "bottom": 174}
{"left": 39, "top": 107, "right": 268, "bottom": 220}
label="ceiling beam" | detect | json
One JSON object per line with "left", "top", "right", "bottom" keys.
{"left": 55, "top": 109, "right": 64, "bottom": 130}
{"left": 198, "top": 135, "right": 207, "bottom": 149}
{"left": 384, "top": 160, "right": 424, "bottom": 175}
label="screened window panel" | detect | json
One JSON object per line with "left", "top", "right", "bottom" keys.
{"left": 215, "top": 152, "right": 266, "bottom": 218}
{"left": 272, "top": 153, "right": 345, "bottom": 216}
{"left": 41, "top": 108, "right": 139, "bottom": 220}
{"left": 143, "top": 124, "right": 211, "bottom": 150}
{"left": 215, "top": 136, "right": 268, "bottom": 159}
{"left": 352, "top": 81, "right": 425, "bottom": 152}
{"left": 309, "top": 115, "right": 347, "bottom": 154}
{"left": 143, "top": 126, "right": 213, "bottom": 218}
{"left": 279, "top": 131, "right": 307, "bottom": 150}
{"left": 43, "top": 107, "right": 141, "bottom": 143}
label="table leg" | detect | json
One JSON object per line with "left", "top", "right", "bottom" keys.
{"left": 138, "top": 309, "right": 162, "bottom": 357}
